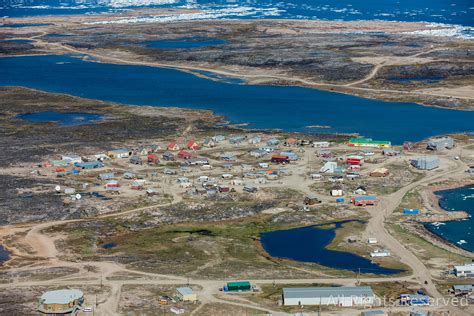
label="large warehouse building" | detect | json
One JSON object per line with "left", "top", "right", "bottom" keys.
{"left": 282, "top": 286, "right": 375, "bottom": 307}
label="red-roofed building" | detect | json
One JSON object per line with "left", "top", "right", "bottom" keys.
{"left": 187, "top": 140, "right": 201, "bottom": 151}
{"left": 167, "top": 142, "right": 180, "bottom": 151}
{"left": 178, "top": 150, "right": 192, "bottom": 159}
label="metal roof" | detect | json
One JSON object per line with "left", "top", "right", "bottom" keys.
{"left": 176, "top": 287, "right": 194, "bottom": 295}
{"left": 283, "top": 286, "right": 374, "bottom": 299}
{"left": 40, "top": 289, "right": 83, "bottom": 305}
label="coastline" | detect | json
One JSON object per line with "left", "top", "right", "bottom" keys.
{"left": 418, "top": 182, "right": 474, "bottom": 255}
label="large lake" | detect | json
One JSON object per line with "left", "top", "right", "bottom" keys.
{"left": 1, "top": 55, "right": 474, "bottom": 144}
{"left": 424, "top": 185, "right": 474, "bottom": 252}
{"left": 260, "top": 221, "right": 403, "bottom": 275}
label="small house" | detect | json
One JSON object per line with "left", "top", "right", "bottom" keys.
{"left": 123, "top": 172, "right": 135, "bottom": 179}
{"left": 98, "top": 172, "right": 115, "bottom": 180}
{"left": 368, "top": 238, "right": 377, "bottom": 244}
{"left": 229, "top": 135, "right": 246, "bottom": 144}
{"left": 382, "top": 149, "right": 400, "bottom": 156}
{"left": 178, "top": 150, "right": 192, "bottom": 160}
{"left": 221, "top": 153, "right": 236, "bottom": 161}
{"left": 61, "top": 154, "right": 82, "bottom": 164}
{"left": 266, "top": 138, "right": 280, "bottom": 146}
{"left": 304, "top": 194, "right": 321, "bottom": 205}
{"left": 248, "top": 136, "right": 261, "bottom": 144}
{"left": 258, "top": 162, "right": 269, "bottom": 169}
{"left": 131, "top": 180, "right": 145, "bottom": 190}
{"left": 354, "top": 186, "right": 367, "bottom": 195}
{"left": 249, "top": 149, "right": 267, "bottom": 158}
{"left": 187, "top": 140, "right": 201, "bottom": 151}
{"left": 330, "top": 185, "right": 343, "bottom": 197}
{"left": 285, "top": 137, "right": 297, "bottom": 146}
{"left": 312, "top": 141, "right": 330, "bottom": 148}
{"left": 271, "top": 155, "right": 290, "bottom": 164}
{"left": 346, "top": 155, "right": 364, "bottom": 166}
{"left": 176, "top": 287, "right": 197, "bottom": 302}
{"left": 167, "top": 142, "right": 180, "bottom": 151}
{"left": 370, "top": 249, "right": 390, "bottom": 257}
{"left": 222, "top": 173, "right": 233, "bottom": 179}
{"left": 370, "top": 168, "right": 389, "bottom": 177}
{"left": 202, "top": 138, "right": 216, "bottom": 148}
{"left": 450, "top": 284, "right": 474, "bottom": 296}
{"left": 147, "top": 154, "right": 160, "bottom": 165}
{"left": 211, "top": 135, "right": 226, "bottom": 142}
{"left": 75, "top": 161, "right": 103, "bottom": 170}
{"left": 243, "top": 186, "right": 258, "bottom": 193}
{"left": 146, "top": 188, "right": 159, "bottom": 196}
{"left": 310, "top": 173, "right": 322, "bottom": 180}
{"left": 107, "top": 149, "right": 132, "bottom": 159}
{"left": 467, "top": 166, "right": 474, "bottom": 174}
{"left": 187, "top": 157, "right": 209, "bottom": 166}
{"left": 400, "top": 294, "right": 430, "bottom": 306}
{"left": 129, "top": 156, "right": 142, "bottom": 165}
{"left": 162, "top": 151, "right": 175, "bottom": 161}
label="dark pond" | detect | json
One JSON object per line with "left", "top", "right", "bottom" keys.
{"left": 260, "top": 221, "right": 404, "bottom": 275}
{"left": 0, "top": 246, "right": 11, "bottom": 264}
{"left": 143, "top": 37, "right": 227, "bottom": 49}
{"left": 17, "top": 111, "right": 103, "bottom": 126}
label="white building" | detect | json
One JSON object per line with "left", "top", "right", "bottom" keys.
{"left": 175, "top": 287, "right": 197, "bottom": 302}
{"left": 313, "top": 141, "right": 330, "bottom": 148}
{"left": 454, "top": 263, "right": 474, "bottom": 278}
{"left": 282, "top": 286, "right": 375, "bottom": 307}
{"left": 61, "top": 154, "right": 82, "bottom": 164}
{"left": 370, "top": 249, "right": 390, "bottom": 257}
{"left": 320, "top": 161, "right": 337, "bottom": 173}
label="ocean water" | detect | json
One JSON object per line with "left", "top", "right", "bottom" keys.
{"left": 17, "top": 111, "right": 103, "bottom": 126}
{"left": 424, "top": 185, "right": 474, "bottom": 252}
{"left": 260, "top": 221, "right": 404, "bottom": 274}
{"left": 1, "top": 0, "right": 473, "bottom": 29}
{"left": 1, "top": 54, "right": 474, "bottom": 144}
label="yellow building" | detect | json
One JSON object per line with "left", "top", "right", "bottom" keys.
{"left": 38, "top": 289, "right": 84, "bottom": 314}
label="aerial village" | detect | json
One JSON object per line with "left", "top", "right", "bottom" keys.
{"left": 6, "top": 129, "right": 474, "bottom": 316}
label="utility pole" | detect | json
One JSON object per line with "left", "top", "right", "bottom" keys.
{"left": 356, "top": 268, "right": 360, "bottom": 286}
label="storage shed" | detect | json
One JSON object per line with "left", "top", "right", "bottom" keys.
{"left": 427, "top": 137, "right": 454, "bottom": 150}
{"left": 282, "top": 286, "right": 375, "bottom": 307}
{"left": 176, "top": 287, "right": 197, "bottom": 302}
{"left": 225, "top": 281, "right": 251, "bottom": 292}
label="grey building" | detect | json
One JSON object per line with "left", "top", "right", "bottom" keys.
{"left": 282, "top": 286, "right": 375, "bottom": 307}
{"left": 411, "top": 156, "right": 440, "bottom": 170}
{"left": 427, "top": 137, "right": 454, "bottom": 150}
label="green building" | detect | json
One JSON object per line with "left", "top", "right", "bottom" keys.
{"left": 225, "top": 281, "right": 251, "bottom": 292}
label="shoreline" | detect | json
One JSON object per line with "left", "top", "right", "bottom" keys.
{"left": 418, "top": 182, "right": 474, "bottom": 255}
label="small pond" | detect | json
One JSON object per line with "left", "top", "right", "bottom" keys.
{"left": 17, "top": 111, "right": 103, "bottom": 126}
{"left": 260, "top": 221, "right": 404, "bottom": 275}
{"left": 143, "top": 37, "right": 227, "bottom": 49}
{"left": 0, "top": 246, "right": 11, "bottom": 264}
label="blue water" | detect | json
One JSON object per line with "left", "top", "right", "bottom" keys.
{"left": 0, "top": 22, "right": 51, "bottom": 27}
{"left": 143, "top": 37, "right": 227, "bottom": 49}
{"left": 102, "top": 242, "right": 117, "bottom": 249}
{"left": 0, "top": 39, "right": 32, "bottom": 44}
{"left": 2, "top": 54, "right": 474, "bottom": 144}
{"left": 0, "top": 246, "right": 10, "bottom": 264}
{"left": 424, "top": 185, "right": 474, "bottom": 252}
{"left": 261, "top": 221, "right": 403, "bottom": 274}
{"left": 17, "top": 111, "right": 103, "bottom": 126}
{"left": 1, "top": 0, "right": 473, "bottom": 28}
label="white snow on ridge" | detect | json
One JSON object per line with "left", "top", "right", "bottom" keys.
{"left": 85, "top": 5, "right": 284, "bottom": 24}
{"left": 403, "top": 22, "right": 474, "bottom": 39}
{"left": 97, "top": 0, "right": 178, "bottom": 8}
